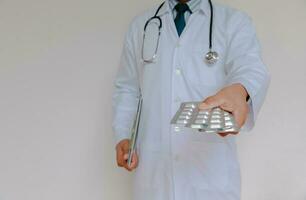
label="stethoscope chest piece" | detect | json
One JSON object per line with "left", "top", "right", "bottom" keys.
{"left": 205, "top": 51, "right": 219, "bottom": 65}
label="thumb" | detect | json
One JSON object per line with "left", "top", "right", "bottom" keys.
{"left": 124, "top": 153, "right": 129, "bottom": 160}
{"left": 199, "top": 96, "right": 224, "bottom": 110}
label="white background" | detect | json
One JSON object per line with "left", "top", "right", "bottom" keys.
{"left": 0, "top": 0, "right": 305, "bottom": 199}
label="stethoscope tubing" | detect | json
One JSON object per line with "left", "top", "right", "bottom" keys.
{"left": 143, "top": 0, "right": 218, "bottom": 65}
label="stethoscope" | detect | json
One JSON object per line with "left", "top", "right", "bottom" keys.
{"left": 141, "top": 0, "right": 219, "bottom": 65}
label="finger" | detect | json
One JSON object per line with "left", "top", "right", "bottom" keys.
{"left": 218, "top": 132, "right": 238, "bottom": 137}
{"left": 123, "top": 142, "right": 130, "bottom": 152}
{"left": 123, "top": 153, "right": 133, "bottom": 171}
{"left": 218, "top": 132, "right": 229, "bottom": 137}
{"left": 126, "top": 152, "right": 139, "bottom": 170}
{"left": 120, "top": 142, "right": 130, "bottom": 166}
{"left": 116, "top": 146, "right": 125, "bottom": 167}
{"left": 124, "top": 153, "right": 129, "bottom": 161}
{"left": 219, "top": 102, "right": 234, "bottom": 113}
{"left": 128, "top": 152, "right": 139, "bottom": 170}
{"left": 123, "top": 164, "right": 132, "bottom": 171}
{"left": 199, "top": 96, "right": 225, "bottom": 110}
{"left": 233, "top": 109, "right": 246, "bottom": 128}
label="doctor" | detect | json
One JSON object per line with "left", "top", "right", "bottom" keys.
{"left": 112, "top": 0, "right": 270, "bottom": 199}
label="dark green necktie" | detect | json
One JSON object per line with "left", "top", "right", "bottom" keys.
{"left": 174, "top": 3, "right": 191, "bottom": 36}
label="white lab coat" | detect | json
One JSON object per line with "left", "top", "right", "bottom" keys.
{"left": 112, "top": 0, "right": 270, "bottom": 200}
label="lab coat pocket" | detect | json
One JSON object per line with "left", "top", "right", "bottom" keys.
{"left": 186, "top": 140, "right": 229, "bottom": 190}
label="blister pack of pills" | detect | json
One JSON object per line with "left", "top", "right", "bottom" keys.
{"left": 171, "top": 102, "right": 240, "bottom": 133}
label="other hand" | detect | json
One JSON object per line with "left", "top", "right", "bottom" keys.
{"left": 115, "top": 139, "right": 138, "bottom": 171}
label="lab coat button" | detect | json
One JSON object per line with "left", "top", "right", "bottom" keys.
{"left": 175, "top": 69, "right": 181, "bottom": 75}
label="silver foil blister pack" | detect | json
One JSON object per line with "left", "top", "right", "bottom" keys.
{"left": 171, "top": 102, "right": 240, "bottom": 133}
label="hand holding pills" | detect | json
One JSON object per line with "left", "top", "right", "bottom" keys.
{"left": 199, "top": 83, "right": 249, "bottom": 137}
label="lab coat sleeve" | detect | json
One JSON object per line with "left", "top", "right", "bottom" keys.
{"left": 112, "top": 24, "right": 140, "bottom": 144}
{"left": 225, "top": 13, "right": 271, "bottom": 132}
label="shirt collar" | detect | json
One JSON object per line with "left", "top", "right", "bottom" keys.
{"left": 169, "top": 0, "right": 200, "bottom": 14}
{"left": 157, "top": 0, "right": 210, "bottom": 16}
